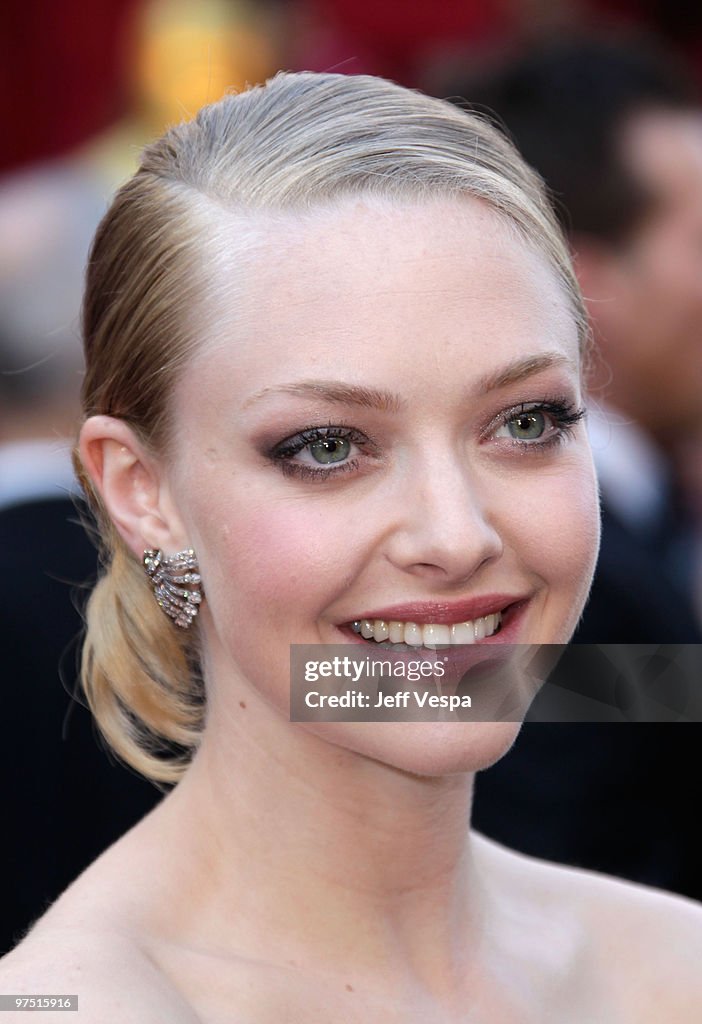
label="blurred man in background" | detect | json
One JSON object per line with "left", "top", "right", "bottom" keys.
{"left": 458, "top": 36, "right": 702, "bottom": 640}
{"left": 442, "top": 36, "right": 702, "bottom": 898}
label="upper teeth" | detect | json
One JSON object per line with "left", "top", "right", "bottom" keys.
{"left": 350, "top": 612, "right": 502, "bottom": 647}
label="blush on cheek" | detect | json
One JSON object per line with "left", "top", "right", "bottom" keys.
{"left": 554, "top": 477, "right": 601, "bottom": 629}
{"left": 546, "top": 478, "right": 599, "bottom": 556}
{"left": 508, "top": 460, "right": 600, "bottom": 638}
{"left": 197, "top": 492, "right": 352, "bottom": 629}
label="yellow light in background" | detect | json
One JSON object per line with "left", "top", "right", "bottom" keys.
{"left": 134, "top": 0, "right": 277, "bottom": 132}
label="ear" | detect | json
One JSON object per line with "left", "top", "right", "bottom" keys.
{"left": 79, "top": 415, "right": 188, "bottom": 561}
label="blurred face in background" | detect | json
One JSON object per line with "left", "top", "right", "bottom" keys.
{"left": 584, "top": 109, "right": 702, "bottom": 444}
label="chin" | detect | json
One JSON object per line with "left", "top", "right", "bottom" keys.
{"left": 308, "top": 720, "right": 523, "bottom": 777}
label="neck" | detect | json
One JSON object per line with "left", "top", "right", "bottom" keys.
{"left": 141, "top": 681, "right": 490, "bottom": 1004}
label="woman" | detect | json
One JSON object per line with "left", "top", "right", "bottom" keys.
{"left": 1, "top": 72, "right": 700, "bottom": 1021}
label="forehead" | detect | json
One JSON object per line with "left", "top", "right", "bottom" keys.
{"left": 171, "top": 197, "right": 580, "bottom": 447}
{"left": 190, "top": 196, "right": 578, "bottom": 378}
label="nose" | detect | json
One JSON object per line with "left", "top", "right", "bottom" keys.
{"left": 383, "top": 448, "right": 503, "bottom": 586}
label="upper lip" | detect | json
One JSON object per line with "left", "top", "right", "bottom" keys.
{"left": 345, "top": 594, "right": 529, "bottom": 626}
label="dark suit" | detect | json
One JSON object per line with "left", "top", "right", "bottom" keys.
{"left": 0, "top": 497, "right": 161, "bottom": 954}
{"left": 473, "top": 502, "right": 702, "bottom": 899}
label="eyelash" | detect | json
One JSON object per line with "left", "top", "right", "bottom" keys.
{"left": 268, "top": 397, "right": 586, "bottom": 482}
{"left": 489, "top": 398, "right": 587, "bottom": 452}
{"left": 270, "top": 424, "right": 374, "bottom": 481}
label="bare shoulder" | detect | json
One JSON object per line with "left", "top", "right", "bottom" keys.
{"left": 0, "top": 903, "right": 199, "bottom": 1024}
{"left": 579, "top": 866, "right": 702, "bottom": 1022}
{"left": 475, "top": 831, "right": 702, "bottom": 1022}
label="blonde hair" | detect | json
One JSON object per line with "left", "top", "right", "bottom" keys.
{"left": 75, "top": 71, "right": 588, "bottom": 785}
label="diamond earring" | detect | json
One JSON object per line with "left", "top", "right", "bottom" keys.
{"left": 143, "top": 548, "right": 203, "bottom": 629}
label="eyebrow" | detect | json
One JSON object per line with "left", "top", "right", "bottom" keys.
{"left": 476, "top": 352, "right": 576, "bottom": 393}
{"left": 243, "top": 353, "right": 576, "bottom": 411}
{"left": 243, "top": 380, "right": 404, "bottom": 412}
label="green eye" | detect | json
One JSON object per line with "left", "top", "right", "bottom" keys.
{"left": 507, "top": 411, "right": 546, "bottom": 440}
{"left": 309, "top": 437, "right": 351, "bottom": 464}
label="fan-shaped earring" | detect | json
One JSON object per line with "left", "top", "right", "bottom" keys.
{"left": 143, "top": 548, "right": 203, "bottom": 629}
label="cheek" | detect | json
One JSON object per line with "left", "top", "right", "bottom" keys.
{"left": 191, "top": 482, "right": 356, "bottom": 630}
{"left": 186, "top": 479, "right": 355, "bottom": 713}
{"left": 498, "top": 454, "right": 600, "bottom": 619}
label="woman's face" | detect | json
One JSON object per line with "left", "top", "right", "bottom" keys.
{"left": 168, "top": 196, "right": 600, "bottom": 774}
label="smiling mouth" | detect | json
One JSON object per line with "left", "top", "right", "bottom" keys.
{"left": 349, "top": 611, "right": 503, "bottom": 650}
